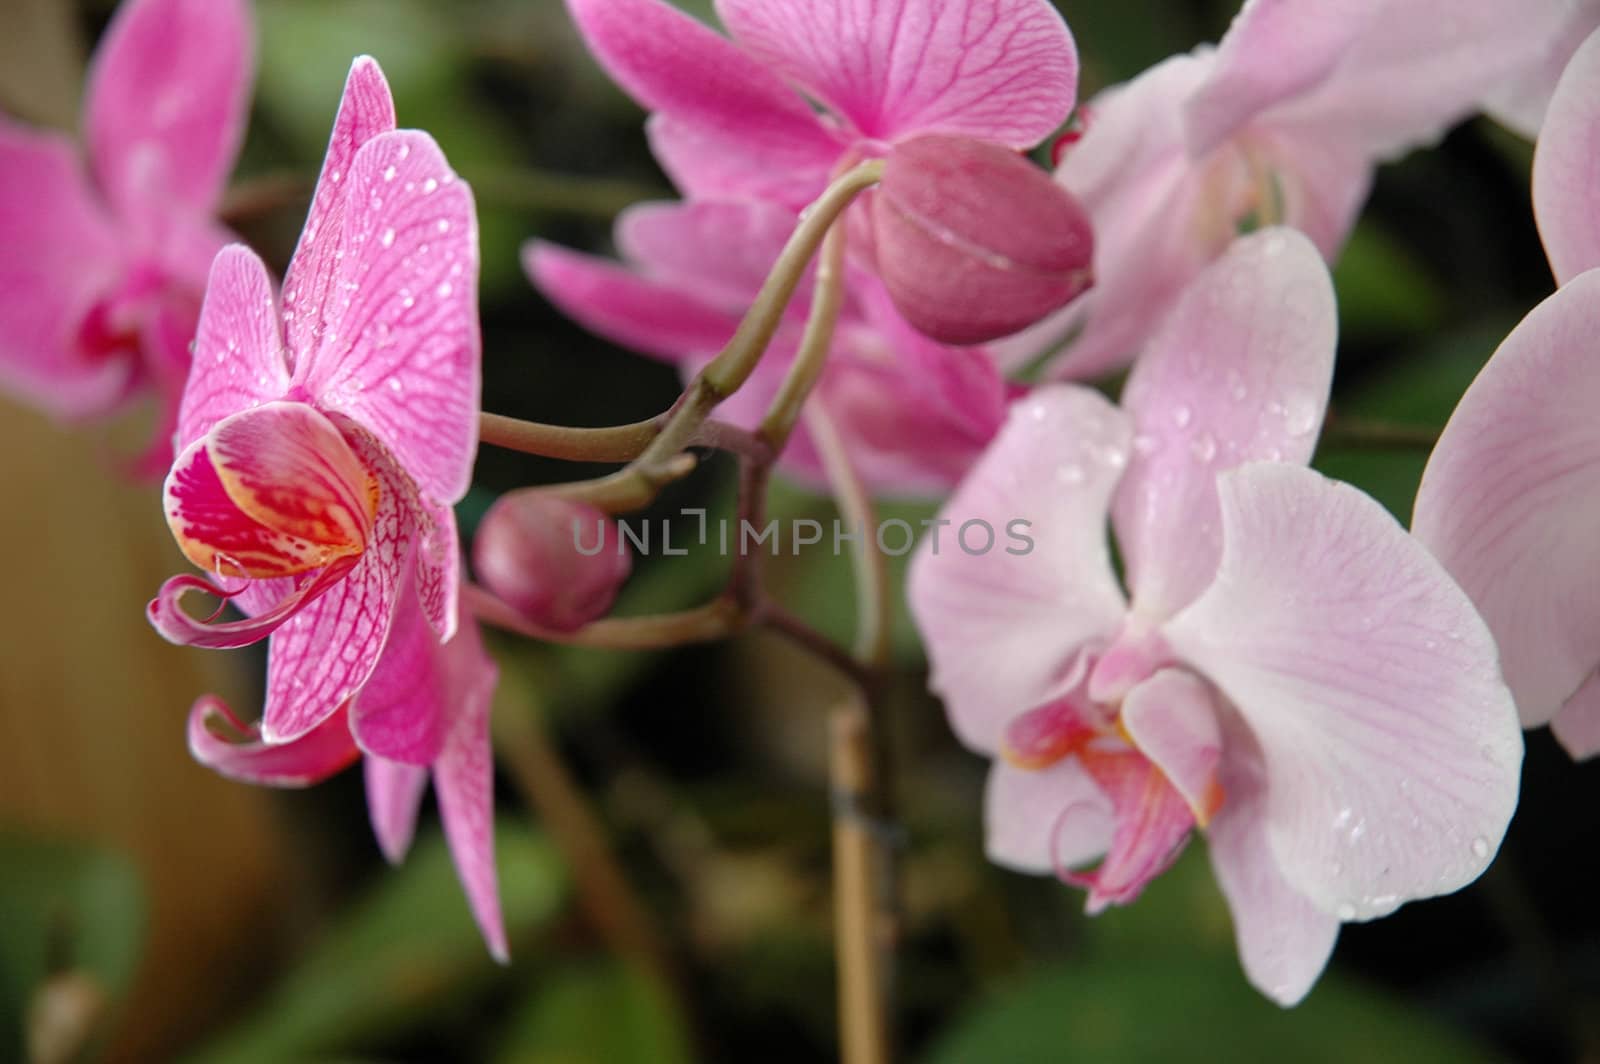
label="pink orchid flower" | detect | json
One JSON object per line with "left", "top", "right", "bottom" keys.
{"left": 1005, "top": 0, "right": 1572, "bottom": 381}
{"left": 1485, "top": 0, "right": 1600, "bottom": 136}
{"left": 149, "top": 57, "right": 482, "bottom": 759}
{"left": 563, "top": 0, "right": 1076, "bottom": 212}
{"left": 0, "top": 0, "right": 252, "bottom": 470}
{"left": 909, "top": 228, "right": 1522, "bottom": 1005}
{"left": 188, "top": 587, "right": 506, "bottom": 959}
{"left": 528, "top": 199, "right": 1010, "bottom": 495}
{"left": 1413, "top": 27, "right": 1600, "bottom": 760}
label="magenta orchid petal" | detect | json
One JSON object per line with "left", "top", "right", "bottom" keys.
{"left": 84, "top": 0, "right": 253, "bottom": 220}
{"left": 1553, "top": 672, "right": 1600, "bottom": 760}
{"left": 0, "top": 120, "right": 128, "bottom": 419}
{"left": 713, "top": 0, "right": 1077, "bottom": 148}
{"left": 565, "top": 0, "right": 842, "bottom": 206}
{"left": 187, "top": 695, "right": 359, "bottom": 788}
{"left": 175, "top": 245, "right": 292, "bottom": 455}
{"left": 1532, "top": 27, "right": 1600, "bottom": 284}
{"left": 1413, "top": 271, "right": 1600, "bottom": 733}
{"left": 985, "top": 760, "right": 1110, "bottom": 875}
{"left": 258, "top": 430, "right": 427, "bottom": 744}
{"left": 525, "top": 242, "right": 743, "bottom": 362}
{"left": 351, "top": 588, "right": 455, "bottom": 766}
{"left": 646, "top": 114, "right": 842, "bottom": 213}
{"left": 430, "top": 617, "right": 507, "bottom": 963}
{"left": 148, "top": 561, "right": 357, "bottom": 650}
{"left": 907, "top": 387, "right": 1130, "bottom": 753}
{"left": 280, "top": 56, "right": 398, "bottom": 363}
{"left": 290, "top": 130, "right": 480, "bottom": 504}
{"left": 1184, "top": 0, "right": 1377, "bottom": 155}
{"left": 615, "top": 200, "right": 804, "bottom": 314}
{"left": 415, "top": 496, "right": 461, "bottom": 641}
{"left": 364, "top": 755, "right": 431, "bottom": 865}
{"left": 1121, "top": 669, "right": 1225, "bottom": 825}
{"left": 1114, "top": 229, "right": 1336, "bottom": 620}
{"left": 1206, "top": 715, "right": 1340, "bottom": 1006}
{"left": 1164, "top": 463, "right": 1523, "bottom": 919}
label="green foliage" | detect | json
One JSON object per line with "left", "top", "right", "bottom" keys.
{"left": 494, "top": 961, "right": 693, "bottom": 1064}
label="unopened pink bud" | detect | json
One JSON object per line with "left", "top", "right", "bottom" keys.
{"left": 871, "top": 134, "right": 1094, "bottom": 345}
{"left": 473, "top": 492, "right": 631, "bottom": 633}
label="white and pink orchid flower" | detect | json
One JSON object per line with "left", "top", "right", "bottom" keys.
{"left": 1414, "top": 27, "right": 1600, "bottom": 760}
{"left": 528, "top": 199, "right": 1011, "bottom": 496}
{"left": 909, "top": 228, "right": 1522, "bottom": 1005}
{"left": 0, "top": 0, "right": 253, "bottom": 471}
{"left": 150, "top": 57, "right": 480, "bottom": 754}
{"left": 1484, "top": 0, "right": 1600, "bottom": 137}
{"left": 189, "top": 586, "right": 505, "bottom": 959}
{"left": 1010, "top": 0, "right": 1574, "bottom": 381}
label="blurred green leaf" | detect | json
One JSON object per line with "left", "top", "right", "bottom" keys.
{"left": 924, "top": 955, "right": 1497, "bottom": 1064}
{"left": 1333, "top": 224, "right": 1448, "bottom": 340}
{"left": 0, "top": 834, "right": 144, "bottom": 1058}
{"left": 188, "top": 824, "right": 568, "bottom": 1064}
{"left": 495, "top": 961, "right": 693, "bottom": 1064}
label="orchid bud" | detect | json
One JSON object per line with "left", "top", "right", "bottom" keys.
{"left": 473, "top": 491, "right": 631, "bottom": 633}
{"left": 871, "top": 134, "right": 1094, "bottom": 345}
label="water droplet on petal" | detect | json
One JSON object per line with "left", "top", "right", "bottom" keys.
{"left": 383, "top": 164, "right": 397, "bottom": 182}
{"left": 422, "top": 177, "right": 439, "bottom": 194}
{"left": 1336, "top": 902, "right": 1356, "bottom": 921}
{"left": 1471, "top": 837, "right": 1489, "bottom": 859}
{"left": 436, "top": 219, "right": 451, "bottom": 233}
{"left": 1189, "top": 432, "right": 1217, "bottom": 462}
{"left": 1172, "top": 405, "right": 1192, "bottom": 429}
{"left": 381, "top": 227, "right": 396, "bottom": 248}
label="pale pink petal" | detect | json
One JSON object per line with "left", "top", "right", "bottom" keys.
{"left": 1184, "top": 0, "right": 1378, "bottom": 155}
{"left": 1164, "top": 464, "right": 1523, "bottom": 920}
{"left": 984, "top": 759, "right": 1110, "bottom": 875}
{"left": 615, "top": 200, "right": 801, "bottom": 313}
{"left": 1532, "top": 26, "right": 1600, "bottom": 284}
{"left": 259, "top": 429, "right": 429, "bottom": 744}
{"left": 84, "top": 0, "right": 253, "bottom": 219}
{"left": 566, "top": 0, "right": 841, "bottom": 206}
{"left": 174, "top": 245, "right": 291, "bottom": 456}
{"left": 1069, "top": 751, "right": 1196, "bottom": 912}
{"left": 1121, "top": 669, "right": 1224, "bottom": 824}
{"left": 280, "top": 57, "right": 397, "bottom": 363}
{"left": 907, "top": 387, "right": 1130, "bottom": 753}
{"left": 1413, "top": 272, "right": 1600, "bottom": 730}
{"left": 187, "top": 695, "right": 359, "bottom": 787}
{"left": 352, "top": 591, "right": 451, "bottom": 766}
{"left": 1485, "top": 1, "right": 1600, "bottom": 138}
{"left": 431, "top": 617, "right": 507, "bottom": 962}
{"left": 1553, "top": 671, "right": 1600, "bottom": 760}
{"left": 0, "top": 120, "right": 128, "bottom": 419}
{"left": 1206, "top": 713, "right": 1340, "bottom": 1006}
{"left": 647, "top": 114, "right": 841, "bottom": 212}
{"left": 1114, "top": 228, "right": 1336, "bottom": 620}
{"left": 714, "top": 0, "right": 1077, "bottom": 147}
{"left": 365, "top": 755, "right": 430, "bottom": 864}
{"left": 525, "top": 242, "right": 741, "bottom": 362}
{"left": 290, "top": 131, "right": 479, "bottom": 503}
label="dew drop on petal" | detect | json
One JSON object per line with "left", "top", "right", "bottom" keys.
{"left": 436, "top": 282, "right": 453, "bottom": 298}
{"left": 1336, "top": 902, "right": 1356, "bottom": 921}
{"left": 436, "top": 219, "right": 451, "bottom": 233}
{"left": 1172, "top": 405, "right": 1192, "bottom": 429}
{"left": 380, "top": 227, "right": 396, "bottom": 248}
{"left": 1471, "top": 837, "right": 1489, "bottom": 859}
{"left": 422, "top": 177, "right": 439, "bottom": 194}
{"left": 383, "top": 164, "right": 397, "bottom": 182}
{"left": 1189, "top": 432, "right": 1217, "bottom": 462}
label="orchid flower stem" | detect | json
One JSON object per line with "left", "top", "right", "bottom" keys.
{"left": 1318, "top": 413, "right": 1441, "bottom": 451}
{"left": 493, "top": 698, "right": 690, "bottom": 1024}
{"left": 535, "top": 159, "right": 882, "bottom": 516}
{"left": 466, "top": 583, "right": 740, "bottom": 649}
{"left": 478, "top": 412, "right": 663, "bottom": 462}
{"left": 759, "top": 218, "right": 848, "bottom": 446}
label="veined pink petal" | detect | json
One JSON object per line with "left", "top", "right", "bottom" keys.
{"left": 615, "top": 200, "right": 803, "bottom": 314}
{"left": 1165, "top": 464, "right": 1523, "bottom": 920}
{"left": 1533, "top": 26, "right": 1600, "bottom": 284}
{"left": 714, "top": 0, "right": 1077, "bottom": 148}
{"left": 566, "top": 0, "right": 841, "bottom": 206}
{"left": 281, "top": 57, "right": 397, "bottom": 364}
{"left": 1115, "top": 228, "right": 1335, "bottom": 621}
{"left": 1413, "top": 271, "right": 1600, "bottom": 732}
{"left": 291, "top": 130, "right": 480, "bottom": 504}
{"left": 1184, "top": 0, "right": 1379, "bottom": 155}
{"left": 187, "top": 695, "right": 359, "bottom": 787}
{"left": 0, "top": 119, "right": 128, "bottom": 419}
{"left": 415, "top": 496, "right": 460, "bottom": 641}
{"left": 985, "top": 759, "right": 1110, "bottom": 875}
{"left": 646, "top": 115, "right": 839, "bottom": 211}
{"left": 907, "top": 387, "right": 1130, "bottom": 754}
{"left": 1206, "top": 712, "right": 1340, "bottom": 1006}
{"left": 84, "top": 0, "right": 253, "bottom": 219}
{"left": 175, "top": 245, "right": 291, "bottom": 455}
{"left": 351, "top": 592, "right": 452, "bottom": 766}
{"left": 1068, "top": 749, "right": 1196, "bottom": 913}
{"left": 430, "top": 616, "right": 506, "bottom": 962}
{"left": 148, "top": 561, "right": 358, "bottom": 650}
{"left": 1121, "top": 669, "right": 1225, "bottom": 826}
{"left": 259, "top": 428, "right": 433, "bottom": 744}
{"left": 525, "top": 242, "right": 742, "bottom": 362}
{"left": 365, "top": 755, "right": 430, "bottom": 864}
{"left": 1553, "top": 672, "right": 1600, "bottom": 760}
